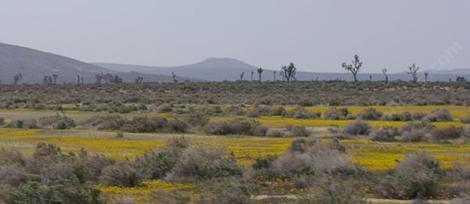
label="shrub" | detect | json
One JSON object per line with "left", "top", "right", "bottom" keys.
{"left": 369, "top": 126, "right": 399, "bottom": 142}
{"left": 271, "top": 137, "right": 359, "bottom": 177}
{"left": 203, "top": 118, "right": 265, "bottom": 136}
{"left": 356, "top": 108, "right": 383, "bottom": 120}
{"left": 323, "top": 108, "right": 352, "bottom": 120}
{"left": 79, "top": 150, "right": 116, "bottom": 180}
{"left": 168, "top": 119, "right": 190, "bottom": 133}
{"left": 0, "top": 117, "right": 4, "bottom": 126}
{"left": 0, "top": 148, "right": 25, "bottom": 166}
{"left": 38, "top": 114, "right": 76, "bottom": 129}
{"left": 133, "top": 137, "right": 188, "bottom": 180}
{"left": 167, "top": 146, "right": 242, "bottom": 181}
{"left": 121, "top": 116, "right": 168, "bottom": 133}
{"left": 184, "top": 112, "right": 209, "bottom": 127}
{"left": 99, "top": 160, "right": 144, "bottom": 187}
{"left": 461, "top": 125, "right": 470, "bottom": 139}
{"left": 247, "top": 105, "right": 271, "bottom": 117}
{"left": 282, "top": 107, "right": 321, "bottom": 119}
{"left": 285, "top": 125, "right": 311, "bottom": 137}
{"left": 149, "top": 190, "right": 190, "bottom": 204}
{"left": 343, "top": 120, "right": 370, "bottom": 135}
{"left": 401, "top": 129, "right": 427, "bottom": 142}
{"left": 423, "top": 109, "right": 453, "bottom": 122}
{"left": 429, "top": 126, "right": 462, "bottom": 141}
{"left": 400, "top": 121, "right": 434, "bottom": 132}
{"left": 83, "top": 115, "right": 127, "bottom": 130}
{"left": 197, "top": 178, "right": 254, "bottom": 204}
{"left": 157, "top": 103, "right": 173, "bottom": 113}
{"left": 265, "top": 129, "right": 285, "bottom": 137}
{"left": 378, "top": 152, "right": 442, "bottom": 199}
{"left": 252, "top": 125, "right": 269, "bottom": 136}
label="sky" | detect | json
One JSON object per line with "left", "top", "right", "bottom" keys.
{"left": 0, "top": 0, "right": 469, "bottom": 73}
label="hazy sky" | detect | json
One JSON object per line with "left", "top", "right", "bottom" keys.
{"left": 0, "top": 0, "right": 469, "bottom": 72}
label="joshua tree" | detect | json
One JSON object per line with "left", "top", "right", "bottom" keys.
{"left": 273, "top": 71, "right": 276, "bottom": 81}
{"left": 43, "top": 75, "right": 53, "bottom": 85}
{"left": 257, "top": 67, "right": 264, "bottom": 83}
{"left": 95, "top": 73, "right": 104, "bottom": 84}
{"left": 280, "top": 62, "right": 297, "bottom": 82}
{"left": 382, "top": 68, "right": 389, "bottom": 83}
{"left": 369, "top": 75, "right": 372, "bottom": 81}
{"left": 134, "top": 76, "right": 144, "bottom": 84}
{"left": 407, "top": 64, "right": 420, "bottom": 83}
{"left": 342, "top": 54, "right": 363, "bottom": 82}
{"left": 250, "top": 71, "right": 254, "bottom": 81}
{"left": 172, "top": 72, "right": 178, "bottom": 83}
{"left": 456, "top": 76, "right": 466, "bottom": 82}
{"left": 52, "top": 74, "right": 58, "bottom": 84}
{"left": 13, "top": 73, "right": 23, "bottom": 85}
{"left": 424, "top": 72, "right": 429, "bottom": 82}
{"left": 239, "top": 72, "right": 245, "bottom": 81}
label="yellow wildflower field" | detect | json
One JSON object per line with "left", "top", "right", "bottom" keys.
{"left": 1, "top": 128, "right": 469, "bottom": 171}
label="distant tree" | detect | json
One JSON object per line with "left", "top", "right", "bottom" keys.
{"left": 257, "top": 67, "right": 264, "bottom": 83}
{"left": 134, "top": 76, "right": 144, "bottom": 84}
{"left": 424, "top": 72, "right": 429, "bottom": 82}
{"left": 407, "top": 64, "right": 420, "bottom": 83}
{"left": 456, "top": 76, "right": 466, "bottom": 82}
{"left": 280, "top": 62, "right": 297, "bottom": 82}
{"left": 239, "top": 72, "right": 245, "bottom": 81}
{"left": 250, "top": 71, "right": 254, "bottom": 81}
{"left": 172, "top": 72, "right": 178, "bottom": 83}
{"left": 273, "top": 71, "right": 276, "bottom": 81}
{"left": 342, "top": 54, "right": 363, "bottom": 82}
{"left": 43, "top": 75, "right": 53, "bottom": 85}
{"left": 13, "top": 73, "right": 23, "bottom": 85}
{"left": 382, "top": 68, "right": 389, "bottom": 83}
{"left": 77, "top": 75, "right": 81, "bottom": 84}
{"left": 52, "top": 74, "right": 58, "bottom": 84}
{"left": 95, "top": 73, "right": 104, "bottom": 84}
{"left": 369, "top": 75, "right": 372, "bottom": 81}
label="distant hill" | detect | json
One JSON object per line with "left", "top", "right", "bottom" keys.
{"left": 96, "top": 58, "right": 470, "bottom": 82}
{"left": 0, "top": 43, "right": 187, "bottom": 84}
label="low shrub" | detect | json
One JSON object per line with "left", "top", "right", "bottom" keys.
{"left": 203, "top": 118, "right": 266, "bottom": 136}
{"left": 167, "top": 146, "right": 242, "bottom": 181}
{"left": 134, "top": 137, "right": 188, "bottom": 179}
{"left": 401, "top": 129, "right": 427, "bottom": 142}
{"left": 271, "top": 137, "right": 360, "bottom": 177}
{"left": 183, "top": 112, "right": 209, "bottom": 127}
{"left": 356, "top": 108, "right": 383, "bottom": 120}
{"left": 99, "top": 160, "right": 144, "bottom": 187}
{"left": 282, "top": 107, "right": 321, "bottom": 119}
{"left": 429, "top": 126, "right": 462, "bottom": 141}
{"left": 285, "top": 125, "right": 311, "bottom": 137}
{"left": 369, "top": 126, "right": 399, "bottom": 142}
{"left": 378, "top": 152, "right": 442, "bottom": 199}
{"left": 343, "top": 120, "right": 370, "bottom": 135}
{"left": 38, "top": 114, "right": 76, "bottom": 129}
{"left": 265, "top": 129, "right": 285, "bottom": 137}
{"left": 423, "top": 109, "right": 453, "bottom": 122}
{"left": 323, "top": 108, "right": 353, "bottom": 120}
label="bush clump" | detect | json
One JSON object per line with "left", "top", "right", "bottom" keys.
{"left": 99, "top": 160, "right": 144, "bottom": 187}
{"left": 343, "top": 120, "right": 370, "bottom": 136}
{"left": 423, "top": 109, "right": 453, "bottom": 122}
{"left": 323, "top": 108, "right": 353, "bottom": 120}
{"left": 369, "top": 126, "right": 399, "bottom": 142}
{"left": 203, "top": 118, "right": 266, "bottom": 136}
{"left": 167, "top": 146, "right": 242, "bottom": 181}
{"left": 378, "top": 152, "right": 442, "bottom": 199}
{"left": 429, "top": 126, "right": 462, "bottom": 141}
{"left": 270, "top": 137, "right": 360, "bottom": 177}
{"left": 282, "top": 107, "right": 321, "bottom": 119}
{"left": 38, "top": 114, "right": 76, "bottom": 129}
{"left": 356, "top": 108, "right": 383, "bottom": 120}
